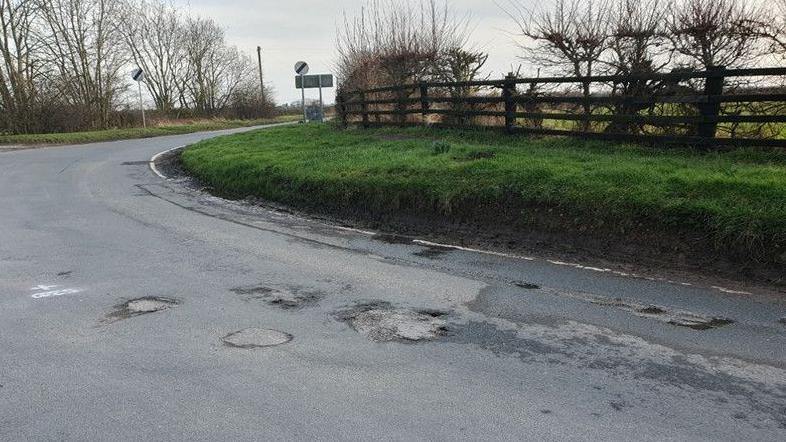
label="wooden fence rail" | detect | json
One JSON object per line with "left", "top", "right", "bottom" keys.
{"left": 336, "top": 66, "right": 786, "bottom": 148}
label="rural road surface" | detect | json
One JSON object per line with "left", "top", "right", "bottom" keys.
{"left": 1, "top": 125, "right": 785, "bottom": 441}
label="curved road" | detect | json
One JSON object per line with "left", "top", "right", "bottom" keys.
{"left": 1, "top": 125, "right": 785, "bottom": 440}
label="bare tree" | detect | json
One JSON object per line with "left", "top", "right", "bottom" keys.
{"left": 0, "top": 0, "right": 40, "bottom": 132}
{"left": 506, "top": 0, "right": 610, "bottom": 78}
{"left": 667, "top": 0, "right": 765, "bottom": 69}
{"left": 604, "top": 0, "right": 672, "bottom": 133}
{"left": 505, "top": 0, "right": 611, "bottom": 130}
{"left": 337, "top": 0, "right": 472, "bottom": 124}
{"left": 763, "top": 0, "right": 786, "bottom": 58}
{"left": 38, "top": 0, "right": 128, "bottom": 129}
{"left": 606, "top": 0, "right": 670, "bottom": 75}
{"left": 180, "top": 16, "right": 223, "bottom": 113}
{"left": 121, "top": 0, "right": 184, "bottom": 113}
{"left": 337, "top": 0, "right": 469, "bottom": 86}
{"left": 433, "top": 47, "right": 488, "bottom": 125}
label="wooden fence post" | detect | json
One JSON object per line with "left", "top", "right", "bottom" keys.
{"left": 698, "top": 66, "right": 726, "bottom": 144}
{"left": 419, "top": 82, "right": 429, "bottom": 126}
{"left": 336, "top": 92, "right": 347, "bottom": 128}
{"left": 503, "top": 73, "right": 517, "bottom": 134}
{"left": 360, "top": 91, "right": 369, "bottom": 129}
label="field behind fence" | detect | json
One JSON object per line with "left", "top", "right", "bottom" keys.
{"left": 337, "top": 67, "right": 786, "bottom": 148}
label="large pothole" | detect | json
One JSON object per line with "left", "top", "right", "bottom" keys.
{"left": 231, "top": 285, "right": 323, "bottom": 309}
{"left": 221, "top": 328, "right": 293, "bottom": 349}
{"left": 336, "top": 302, "right": 449, "bottom": 342}
{"left": 106, "top": 296, "right": 180, "bottom": 322}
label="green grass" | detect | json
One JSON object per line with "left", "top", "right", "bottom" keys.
{"left": 181, "top": 124, "right": 786, "bottom": 262}
{"left": 0, "top": 115, "right": 300, "bottom": 146}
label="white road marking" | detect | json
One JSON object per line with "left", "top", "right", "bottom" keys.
{"left": 30, "top": 284, "right": 82, "bottom": 299}
{"left": 413, "top": 239, "right": 537, "bottom": 261}
{"left": 149, "top": 145, "right": 185, "bottom": 180}
{"left": 711, "top": 286, "right": 753, "bottom": 295}
{"left": 31, "top": 284, "right": 58, "bottom": 291}
{"left": 31, "top": 288, "right": 81, "bottom": 299}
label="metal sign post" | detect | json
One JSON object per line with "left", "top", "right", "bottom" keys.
{"left": 295, "top": 73, "right": 334, "bottom": 123}
{"left": 318, "top": 75, "right": 324, "bottom": 122}
{"left": 131, "top": 67, "right": 146, "bottom": 129}
{"left": 295, "top": 61, "right": 309, "bottom": 122}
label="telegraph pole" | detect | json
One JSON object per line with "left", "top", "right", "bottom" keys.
{"left": 256, "top": 46, "right": 265, "bottom": 102}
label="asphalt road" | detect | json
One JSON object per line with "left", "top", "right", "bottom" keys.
{"left": 1, "top": 125, "right": 785, "bottom": 441}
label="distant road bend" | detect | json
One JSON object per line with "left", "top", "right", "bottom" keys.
{"left": 1, "top": 124, "right": 785, "bottom": 440}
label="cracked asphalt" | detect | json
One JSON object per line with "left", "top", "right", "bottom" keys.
{"left": 1, "top": 124, "right": 785, "bottom": 441}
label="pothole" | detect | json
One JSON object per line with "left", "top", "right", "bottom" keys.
{"left": 413, "top": 246, "right": 452, "bottom": 259}
{"left": 231, "top": 285, "right": 323, "bottom": 309}
{"left": 221, "top": 328, "right": 293, "bottom": 349}
{"left": 538, "top": 289, "right": 735, "bottom": 331}
{"left": 106, "top": 296, "right": 180, "bottom": 321}
{"left": 512, "top": 281, "right": 540, "bottom": 290}
{"left": 231, "top": 285, "right": 274, "bottom": 298}
{"left": 335, "top": 302, "right": 448, "bottom": 342}
{"left": 636, "top": 306, "right": 666, "bottom": 315}
{"left": 583, "top": 293, "right": 734, "bottom": 330}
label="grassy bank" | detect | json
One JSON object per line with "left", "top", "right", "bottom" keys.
{"left": 181, "top": 124, "right": 786, "bottom": 268}
{"left": 0, "top": 115, "right": 300, "bottom": 146}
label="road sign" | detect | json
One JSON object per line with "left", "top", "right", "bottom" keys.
{"left": 294, "top": 73, "right": 334, "bottom": 123}
{"left": 294, "top": 61, "right": 309, "bottom": 75}
{"left": 131, "top": 67, "right": 144, "bottom": 82}
{"left": 131, "top": 67, "right": 146, "bottom": 128}
{"left": 295, "top": 74, "right": 334, "bottom": 89}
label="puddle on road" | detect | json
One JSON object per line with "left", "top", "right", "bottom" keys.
{"left": 105, "top": 296, "right": 180, "bottom": 322}
{"left": 221, "top": 328, "right": 293, "bottom": 349}
{"left": 231, "top": 284, "right": 324, "bottom": 309}
{"left": 335, "top": 301, "right": 449, "bottom": 343}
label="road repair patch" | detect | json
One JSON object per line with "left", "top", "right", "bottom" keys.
{"left": 106, "top": 297, "right": 180, "bottom": 322}
{"left": 221, "top": 328, "right": 293, "bottom": 349}
{"left": 335, "top": 301, "right": 449, "bottom": 342}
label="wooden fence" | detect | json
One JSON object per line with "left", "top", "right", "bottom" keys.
{"left": 336, "top": 67, "right": 786, "bottom": 148}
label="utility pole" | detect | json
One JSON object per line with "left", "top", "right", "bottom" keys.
{"left": 256, "top": 46, "right": 265, "bottom": 102}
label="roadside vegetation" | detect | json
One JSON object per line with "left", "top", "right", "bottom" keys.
{"left": 0, "top": 116, "right": 298, "bottom": 146}
{"left": 0, "top": 0, "right": 275, "bottom": 135}
{"left": 181, "top": 124, "right": 786, "bottom": 267}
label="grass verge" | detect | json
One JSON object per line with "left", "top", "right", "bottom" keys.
{"left": 0, "top": 115, "right": 300, "bottom": 146}
{"left": 181, "top": 124, "right": 786, "bottom": 276}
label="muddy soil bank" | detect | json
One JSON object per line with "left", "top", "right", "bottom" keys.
{"left": 157, "top": 149, "right": 785, "bottom": 290}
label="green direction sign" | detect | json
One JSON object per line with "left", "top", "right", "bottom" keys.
{"left": 296, "top": 74, "right": 334, "bottom": 89}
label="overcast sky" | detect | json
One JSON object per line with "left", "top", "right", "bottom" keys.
{"left": 175, "top": 0, "right": 527, "bottom": 105}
